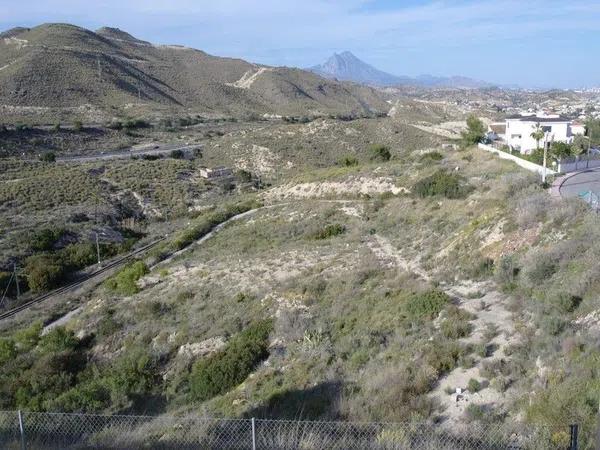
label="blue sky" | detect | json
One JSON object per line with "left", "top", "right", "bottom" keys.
{"left": 2, "top": 0, "right": 600, "bottom": 88}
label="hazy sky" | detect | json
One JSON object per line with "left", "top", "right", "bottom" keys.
{"left": 2, "top": 0, "right": 600, "bottom": 88}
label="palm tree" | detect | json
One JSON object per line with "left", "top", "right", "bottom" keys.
{"left": 531, "top": 123, "right": 545, "bottom": 151}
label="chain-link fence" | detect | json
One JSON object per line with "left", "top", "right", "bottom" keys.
{"left": 0, "top": 410, "right": 576, "bottom": 450}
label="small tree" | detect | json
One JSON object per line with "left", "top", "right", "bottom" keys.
{"left": 461, "top": 115, "right": 486, "bottom": 146}
{"left": 73, "top": 120, "right": 83, "bottom": 131}
{"left": 530, "top": 123, "right": 545, "bottom": 151}
{"left": 550, "top": 142, "right": 574, "bottom": 161}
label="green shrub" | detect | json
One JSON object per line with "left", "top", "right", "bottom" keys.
{"left": 170, "top": 149, "right": 185, "bottom": 159}
{"left": 30, "top": 228, "right": 65, "bottom": 252}
{"left": 440, "top": 306, "right": 474, "bottom": 339}
{"left": 0, "top": 338, "right": 17, "bottom": 365}
{"left": 424, "top": 339, "right": 466, "bottom": 375}
{"left": 190, "top": 320, "right": 273, "bottom": 401}
{"left": 14, "top": 322, "right": 42, "bottom": 351}
{"left": 169, "top": 200, "right": 261, "bottom": 251}
{"left": 468, "top": 378, "right": 481, "bottom": 393}
{"left": 495, "top": 255, "right": 519, "bottom": 289}
{"left": 413, "top": 170, "right": 472, "bottom": 199}
{"left": 419, "top": 151, "right": 443, "bottom": 162}
{"left": 525, "top": 256, "right": 557, "bottom": 284}
{"left": 341, "top": 156, "right": 359, "bottom": 167}
{"left": 73, "top": 120, "right": 83, "bottom": 131}
{"left": 25, "top": 254, "right": 65, "bottom": 293}
{"left": 368, "top": 144, "right": 391, "bottom": 162}
{"left": 104, "top": 261, "right": 149, "bottom": 296}
{"left": 39, "top": 327, "right": 79, "bottom": 354}
{"left": 405, "top": 289, "right": 450, "bottom": 320}
{"left": 39, "top": 152, "right": 56, "bottom": 163}
{"left": 50, "top": 379, "right": 112, "bottom": 412}
{"left": 311, "top": 224, "right": 346, "bottom": 240}
{"left": 554, "top": 293, "right": 582, "bottom": 313}
{"left": 465, "top": 403, "right": 485, "bottom": 422}
{"left": 539, "top": 315, "right": 566, "bottom": 336}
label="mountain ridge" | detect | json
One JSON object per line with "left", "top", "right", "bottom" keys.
{"left": 309, "top": 51, "right": 493, "bottom": 89}
{"left": 0, "top": 24, "right": 389, "bottom": 119}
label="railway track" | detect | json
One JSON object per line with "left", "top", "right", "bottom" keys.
{"left": 0, "top": 238, "right": 165, "bottom": 321}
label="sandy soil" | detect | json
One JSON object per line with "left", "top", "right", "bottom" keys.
{"left": 264, "top": 177, "right": 409, "bottom": 200}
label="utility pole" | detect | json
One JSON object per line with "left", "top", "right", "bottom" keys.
{"left": 95, "top": 232, "right": 101, "bottom": 266}
{"left": 13, "top": 263, "right": 20, "bottom": 299}
{"left": 138, "top": 85, "right": 141, "bottom": 100}
{"left": 542, "top": 132, "right": 549, "bottom": 184}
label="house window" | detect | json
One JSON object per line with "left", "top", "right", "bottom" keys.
{"left": 542, "top": 126, "right": 552, "bottom": 132}
{"left": 511, "top": 134, "right": 521, "bottom": 139}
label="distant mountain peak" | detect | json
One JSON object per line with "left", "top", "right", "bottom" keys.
{"left": 309, "top": 51, "right": 407, "bottom": 87}
{"left": 309, "top": 51, "right": 492, "bottom": 89}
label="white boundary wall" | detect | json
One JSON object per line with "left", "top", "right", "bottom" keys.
{"left": 478, "top": 143, "right": 557, "bottom": 176}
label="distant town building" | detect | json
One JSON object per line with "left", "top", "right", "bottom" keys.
{"left": 199, "top": 166, "right": 233, "bottom": 179}
{"left": 505, "top": 113, "right": 574, "bottom": 154}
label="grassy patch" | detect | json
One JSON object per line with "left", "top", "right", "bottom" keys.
{"left": 104, "top": 261, "right": 149, "bottom": 296}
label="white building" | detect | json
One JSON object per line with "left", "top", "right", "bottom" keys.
{"left": 505, "top": 114, "right": 574, "bottom": 154}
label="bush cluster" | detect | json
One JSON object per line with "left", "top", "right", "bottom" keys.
{"left": 168, "top": 200, "right": 262, "bottom": 252}
{"left": 413, "top": 170, "right": 473, "bottom": 199}
{"left": 310, "top": 224, "right": 346, "bottom": 240}
{"left": 104, "top": 261, "right": 149, "bottom": 296}
{"left": 368, "top": 144, "right": 392, "bottom": 162}
{"left": 190, "top": 320, "right": 273, "bottom": 401}
{"left": 405, "top": 289, "right": 450, "bottom": 320}
{"left": 25, "top": 240, "right": 130, "bottom": 294}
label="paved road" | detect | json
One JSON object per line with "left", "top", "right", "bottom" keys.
{"left": 559, "top": 168, "right": 600, "bottom": 198}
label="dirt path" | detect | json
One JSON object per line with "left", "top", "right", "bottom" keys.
{"left": 367, "top": 234, "right": 430, "bottom": 280}
{"left": 430, "top": 281, "right": 519, "bottom": 426}
{"left": 366, "top": 234, "right": 519, "bottom": 426}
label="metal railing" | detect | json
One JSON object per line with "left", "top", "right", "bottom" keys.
{"left": 0, "top": 410, "right": 574, "bottom": 449}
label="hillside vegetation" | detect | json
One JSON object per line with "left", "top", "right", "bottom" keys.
{"left": 0, "top": 24, "right": 389, "bottom": 122}
{"left": 0, "top": 111, "right": 598, "bottom": 439}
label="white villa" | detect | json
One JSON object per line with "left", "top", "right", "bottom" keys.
{"left": 504, "top": 113, "right": 581, "bottom": 154}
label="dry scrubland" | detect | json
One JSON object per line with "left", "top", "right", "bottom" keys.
{"left": 1, "top": 114, "right": 600, "bottom": 445}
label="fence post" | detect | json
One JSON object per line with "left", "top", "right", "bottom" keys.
{"left": 17, "top": 410, "right": 26, "bottom": 450}
{"left": 569, "top": 424, "right": 579, "bottom": 450}
{"left": 251, "top": 417, "right": 256, "bottom": 450}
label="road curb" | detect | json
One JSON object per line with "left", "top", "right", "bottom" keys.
{"left": 550, "top": 170, "right": 592, "bottom": 198}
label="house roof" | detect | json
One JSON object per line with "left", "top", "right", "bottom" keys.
{"left": 506, "top": 115, "right": 571, "bottom": 123}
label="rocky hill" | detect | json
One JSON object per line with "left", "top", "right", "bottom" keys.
{"left": 0, "top": 24, "right": 389, "bottom": 118}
